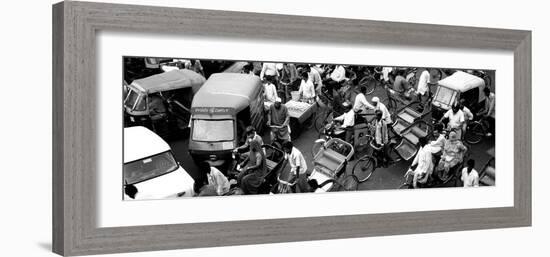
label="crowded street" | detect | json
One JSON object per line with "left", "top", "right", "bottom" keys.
{"left": 122, "top": 57, "right": 496, "bottom": 199}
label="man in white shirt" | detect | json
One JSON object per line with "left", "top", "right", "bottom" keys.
{"left": 440, "top": 105, "right": 465, "bottom": 138}
{"left": 306, "top": 65, "right": 323, "bottom": 92}
{"left": 263, "top": 79, "right": 278, "bottom": 103}
{"left": 282, "top": 141, "right": 309, "bottom": 193}
{"left": 334, "top": 102, "right": 355, "bottom": 143}
{"left": 461, "top": 159, "right": 479, "bottom": 187}
{"left": 297, "top": 72, "right": 316, "bottom": 104}
{"left": 329, "top": 65, "right": 347, "bottom": 83}
{"left": 404, "top": 137, "right": 434, "bottom": 188}
{"left": 198, "top": 161, "right": 230, "bottom": 196}
{"left": 260, "top": 62, "right": 279, "bottom": 82}
{"left": 353, "top": 86, "right": 375, "bottom": 115}
{"left": 416, "top": 69, "right": 430, "bottom": 104}
{"left": 371, "top": 97, "right": 392, "bottom": 125}
{"left": 479, "top": 87, "right": 495, "bottom": 136}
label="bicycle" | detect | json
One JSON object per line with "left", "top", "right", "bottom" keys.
{"left": 351, "top": 138, "right": 403, "bottom": 182}
{"left": 463, "top": 115, "right": 491, "bottom": 145}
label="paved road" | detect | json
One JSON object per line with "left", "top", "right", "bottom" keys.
{"left": 168, "top": 81, "right": 494, "bottom": 192}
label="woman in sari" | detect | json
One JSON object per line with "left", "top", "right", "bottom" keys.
{"left": 436, "top": 131, "right": 467, "bottom": 180}
{"left": 240, "top": 140, "right": 267, "bottom": 194}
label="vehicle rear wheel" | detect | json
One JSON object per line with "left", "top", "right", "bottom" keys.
{"left": 358, "top": 76, "right": 377, "bottom": 95}
{"left": 339, "top": 175, "right": 359, "bottom": 191}
{"left": 352, "top": 156, "right": 376, "bottom": 182}
{"left": 464, "top": 122, "right": 484, "bottom": 144}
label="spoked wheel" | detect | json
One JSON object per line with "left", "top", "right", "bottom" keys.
{"left": 358, "top": 76, "right": 377, "bottom": 95}
{"left": 464, "top": 122, "right": 484, "bottom": 144}
{"left": 352, "top": 155, "right": 376, "bottom": 182}
{"left": 398, "top": 183, "right": 413, "bottom": 189}
{"left": 339, "top": 175, "right": 359, "bottom": 191}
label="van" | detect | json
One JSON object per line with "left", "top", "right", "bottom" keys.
{"left": 123, "top": 126, "right": 195, "bottom": 200}
{"left": 188, "top": 73, "right": 265, "bottom": 167}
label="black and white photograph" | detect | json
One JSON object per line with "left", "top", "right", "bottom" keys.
{"left": 122, "top": 57, "right": 496, "bottom": 200}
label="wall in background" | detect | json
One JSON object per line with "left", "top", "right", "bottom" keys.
{"left": 0, "top": 0, "right": 546, "bottom": 256}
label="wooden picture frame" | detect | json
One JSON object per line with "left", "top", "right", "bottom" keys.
{"left": 52, "top": 1, "right": 531, "bottom": 256}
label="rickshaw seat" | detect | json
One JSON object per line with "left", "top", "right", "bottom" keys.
{"left": 265, "top": 159, "right": 278, "bottom": 171}
{"left": 394, "top": 139, "right": 418, "bottom": 161}
{"left": 402, "top": 126, "right": 428, "bottom": 145}
{"left": 392, "top": 119, "right": 409, "bottom": 135}
{"left": 314, "top": 148, "right": 345, "bottom": 174}
{"left": 397, "top": 107, "right": 421, "bottom": 124}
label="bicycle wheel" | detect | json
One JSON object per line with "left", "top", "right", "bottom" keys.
{"left": 352, "top": 156, "right": 376, "bottom": 182}
{"left": 464, "top": 122, "right": 484, "bottom": 145}
{"left": 339, "top": 175, "right": 359, "bottom": 191}
{"left": 358, "top": 76, "right": 377, "bottom": 95}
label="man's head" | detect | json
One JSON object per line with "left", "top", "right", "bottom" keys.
{"left": 467, "top": 159, "right": 475, "bottom": 170}
{"left": 452, "top": 104, "right": 459, "bottom": 113}
{"left": 245, "top": 126, "right": 256, "bottom": 139}
{"left": 371, "top": 97, "right": 380, "bottom": 107}
{"left": 375, "top": 109, "right": 383, "bottom": 121}
{"left": 360, "top": 86, "right": 367, "bottom": 94}
{"left": 342, "top": 101, "right": 352, "bottom": 112}
{"left": 418, "top": 136, "right": 428, "bottom": 147}
{"left": 282, "top": 141, "right": 293, "bottom": 154}
{"left": 433, "top": 123, "right": 444, "bottom": 138}
{"left": 483, "top": 87, "right": 491, "bottom": 97}
{"left": 274, "top": 97, "right": 282, "bottom": 109}
{"left": 300, "top": 71, "right": 309, "bottom": 81}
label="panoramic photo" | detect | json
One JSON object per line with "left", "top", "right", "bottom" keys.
{"left": 122, "top": 57, "right": 496, "bottom": 200}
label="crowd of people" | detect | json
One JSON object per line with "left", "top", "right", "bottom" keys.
{"left": 192, "top": 61, "right": 495, "bottom": 195}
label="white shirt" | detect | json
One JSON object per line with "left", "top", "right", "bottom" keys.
{"left": 353, "top": 93, "right": 375, "bottom": 113}
{"left": 416, "top": 70, "right": 430, "bottom": 95}
{"left": 462, "top": 106, "right": 474, "bottom": 121}
{"left": 412, "top": 145, "right": 434, "bottom": 176}
{"left": 288, "top": 147, "right": 307, "bottom": 175}
{"left": 207, "top": 167, "right": 230, "bottom": 195}
{"left": 461, "top": 168, "right": 479, "bottom": 187}
{"left": 382, "top": 67, "right": 393, "bottom": 82}
{"left": 335, "top": 109, "right": 355, "bottom": 128}
{"left": 298, "top": 79, "right": 316, "bottom": 99}
{"left": 429, "top": 134, "right": 446, "bottom": 154}
{"left": 375, "top": 102, "right": 392, "bottom": 124}
{"left": 308, "top": 68, "right": 323, "bottom": 90}
{"left": 263, "top": 82, "right": 278, "bottom": 102}
{"left": 260, "top": 63, "right": 279, "bottom": 80}
{"left": 330, "top": 65, "right": 347, "bottom": 82}
{"left": 443, "top": 109, "right": 465, "bottom": 129}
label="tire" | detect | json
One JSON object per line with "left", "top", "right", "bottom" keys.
{"left": 464, "top": 122, "right": 484, "bottom": 145}
{"left": 352, "top": 156, "right": 376, "bottom": 182}
{"left": 398, "top": 183, "right": 413, "bottom": 189}
{"left": 358, "top": 76, "right": 376, "bottom": 95}
{"left": 340, "top": 175, "right": 359, "bottom": 191}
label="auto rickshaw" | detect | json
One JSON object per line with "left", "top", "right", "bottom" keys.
{"left": 431, "top": 70, "right": 487, "bottom": 121}
{"left": 124, "top": 69, "right": 206, "bottom": 138}
{"left": 188, "top": 73, "right": 265, "bottom": 168}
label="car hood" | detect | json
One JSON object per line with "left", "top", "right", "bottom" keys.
{"left": 125, "top": 166, "right": 195, "bottom": 200}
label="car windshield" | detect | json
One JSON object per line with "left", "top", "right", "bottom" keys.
{"left": 123, "top": 151, "right": 178, "bottom": 185}
{"left": 192, "top": 119, "right": 234, "bottom": 142}
{"left": 434, "top": 86, "right": 457, "bottom": 107}
{"left": 124, "top": 90, "right": 146, "bottom": 111}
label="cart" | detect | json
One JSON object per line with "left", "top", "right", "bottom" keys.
{"left": 308, "top": 138, "right": 355, "bottom": 193}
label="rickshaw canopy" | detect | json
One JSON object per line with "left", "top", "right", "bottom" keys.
{"left": 191, "top": 73, "right": 262, "bottom": 113}
{"left": 433, "top": 71, "right": 486, "bottom": 110}
{"left": 129, "top": 69, "right": 206, "bottom": 94}
{"left": 437, "top": 71, "right": 485, "bottom": 92}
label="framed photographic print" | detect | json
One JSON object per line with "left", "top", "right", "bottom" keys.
{"left": 52, "top": 1, "right": 531, "bottom": 256}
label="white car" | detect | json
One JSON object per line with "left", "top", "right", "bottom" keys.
{"left": 123, "top": 126, "right": 195, "bottom": 200}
